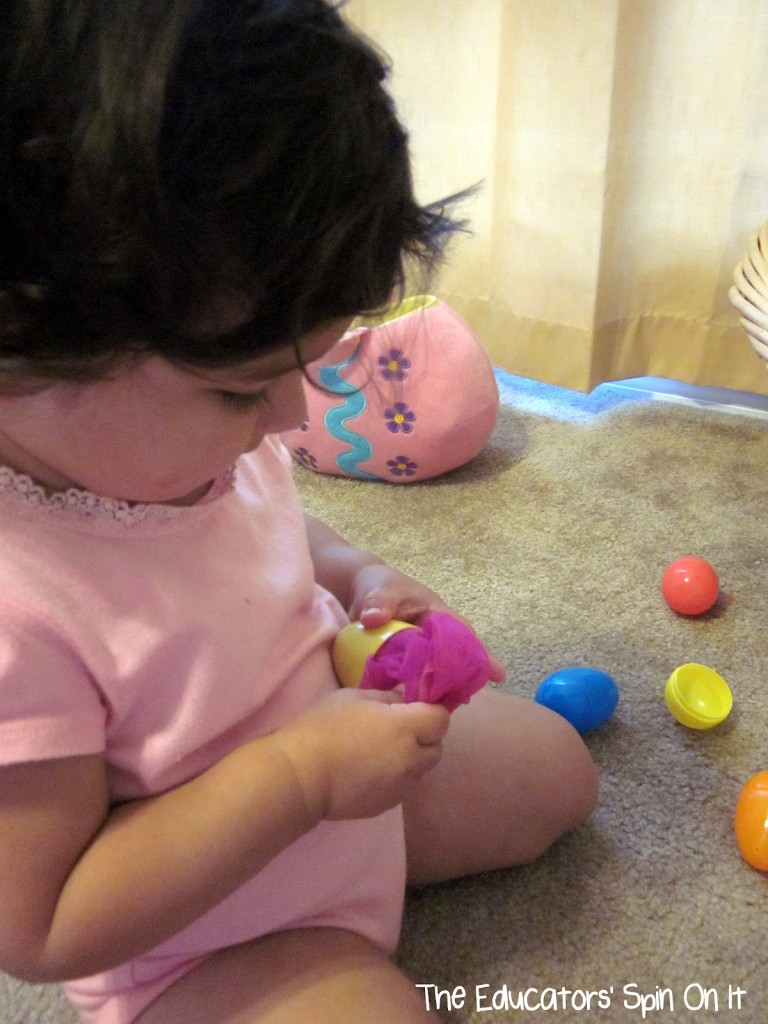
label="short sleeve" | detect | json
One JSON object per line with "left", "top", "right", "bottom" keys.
{"left": 266, "top": 434, "right": 295, "bottom": 470}
{"left": 0, "top": 605, "right": 107, "bottom": 765}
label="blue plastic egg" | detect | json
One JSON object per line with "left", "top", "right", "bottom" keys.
{"left": 534, "top": 666, "right": 619, "bottom": 733}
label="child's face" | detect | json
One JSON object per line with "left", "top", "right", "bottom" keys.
{"left": 0, "top": 319, "right": 349, "bottom": 504}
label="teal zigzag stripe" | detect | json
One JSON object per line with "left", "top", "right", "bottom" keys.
{"left": 319, "top": 352, "right": 381, "bottom": 480}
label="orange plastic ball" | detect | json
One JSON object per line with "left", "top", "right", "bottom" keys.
{"left": 661, "top": 556, "right": 719, "bottom": 616}
{"left": 734, "top": 771, "right": 768, "bottom": 872}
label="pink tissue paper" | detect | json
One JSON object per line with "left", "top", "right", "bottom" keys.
{"left": 359, "top": 612, "right": 490, "bottom": 712}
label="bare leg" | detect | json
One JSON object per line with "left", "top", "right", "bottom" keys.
{"left": 135, "top": 927, "right": 438, "bottom": 1024}
{"left": 403, "top": 687, "right": 598, "bottom": 884}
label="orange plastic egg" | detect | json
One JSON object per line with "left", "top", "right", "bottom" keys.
{"left": 734, "top": 770, "right": 768, "bottom": 871}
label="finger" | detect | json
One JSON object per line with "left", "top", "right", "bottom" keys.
{"left": 410, "top": 740, "right": 444, "bottom": 776}
{"left": 488, "top": 655, "right": 506, "bottom": 683}
{"left": 356, "top": 688, "right": 404, "bottom": 705}
{"left": 352, "top": 582, "right": 403, "bottom": 625}
{"left": 392, "top": 701, "right": 450, "bottom": 743}
{"left": 358, "top": 604, "right": 397, "bottom": 629}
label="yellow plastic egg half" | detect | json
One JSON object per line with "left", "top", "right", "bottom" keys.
{"left": 664, "top": 663, "right": 732, "bottom": 729}
{"left": 332, "top": 620, "right": 416, "bottom": 689}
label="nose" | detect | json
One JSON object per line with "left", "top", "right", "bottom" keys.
{"left": 278, "top": 369, "right": 309, "bottom": 430}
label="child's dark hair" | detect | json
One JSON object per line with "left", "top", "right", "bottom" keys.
{"left": 0, "top": 0, "right": 469, "bottom": 386}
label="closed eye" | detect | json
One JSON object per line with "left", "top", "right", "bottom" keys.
{"left": 217, "top": 389, "right": 270, "bottom": 411}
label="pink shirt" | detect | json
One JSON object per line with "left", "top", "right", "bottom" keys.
{"left": 0, "top": 436, "right": 344, "bottom": 788}
{"left": 0, "top": 437, "right": 405, "bottom": 1022}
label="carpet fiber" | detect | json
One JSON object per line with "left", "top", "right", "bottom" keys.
{"left": 4, "top": 377, "right": 767, "bottom": 1023}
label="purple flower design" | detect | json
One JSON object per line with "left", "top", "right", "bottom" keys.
{"left": 387, "top": 455, "right": 418, "bottom": 478}
{"left": 378, "top": 348, "right": 411, "bottom": 381}
{"left": 294, "top": 447, "right": 318, "bottom": 470}
{"left": 298, "top": 419, "right": 310, "bottom": 432}
{"left": 384, "top": 402, "right": 416, "bottom": 434}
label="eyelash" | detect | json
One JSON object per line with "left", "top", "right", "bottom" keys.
{"left": 217, "top": 389, "right": 270, "bottom": 412}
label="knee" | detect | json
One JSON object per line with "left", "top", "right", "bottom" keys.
{"left": 557, "top": 716, "right": 599, "bottom": 823}
{"left": 521, "top": 711, "right": 599, "bottom": 862}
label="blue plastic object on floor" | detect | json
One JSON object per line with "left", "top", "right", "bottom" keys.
{"left": 535, "top": 666, "right": 619, "bottom": 733}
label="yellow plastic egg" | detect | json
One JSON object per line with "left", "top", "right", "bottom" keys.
{"left": 735, "top": 770, "right": 768, "bottom": 872}
{"left": 664, "top": 663, "right": 732, "bottom": 730}
{"left": 331, "top": 620, "right": 416, "bottom": 688}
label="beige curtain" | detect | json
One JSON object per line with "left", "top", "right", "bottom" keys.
{"left": 346, "top": 0, "right": 768, "bottom": 394}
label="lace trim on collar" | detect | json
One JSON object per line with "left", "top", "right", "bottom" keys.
{"left": 0, "top": 465, "right": 236, "bottom": 526}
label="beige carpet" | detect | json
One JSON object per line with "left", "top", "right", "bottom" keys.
{"left": 4, "top": 378, "right": 768, "bottom": 1023}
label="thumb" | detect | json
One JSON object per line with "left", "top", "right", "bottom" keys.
{"left": 358, "top": 603, "right": 398, "bottom": 629}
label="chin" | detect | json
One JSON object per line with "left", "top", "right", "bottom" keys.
{"left": 134, "top": 481, "right": 214, "bottom": 506}
{"left": 99, "top": 474, "right": 215, "bottom": 506}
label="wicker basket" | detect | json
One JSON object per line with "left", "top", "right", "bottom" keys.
{"left": 729, "top": 221, "right": 768, "bottom": 365}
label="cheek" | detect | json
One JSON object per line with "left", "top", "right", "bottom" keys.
{"left": 254, "top": 373, "right": 308, "bottom": 434}
{"left": 68, "top": 394, "right": 231, "bottom": 497}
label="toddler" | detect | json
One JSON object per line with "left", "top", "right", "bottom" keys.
{"left": 0, "top": 2, "right": 598, "bottom": 1022}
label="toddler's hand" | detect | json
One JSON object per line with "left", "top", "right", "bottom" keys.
{"left": 349, "top": 563, "right": 448, "bottom": 628}
{"left": 272, "top": 688, "right": 449, "bottom": 821}
{"left": 349, "top": 563, "right": 506, "bottom": 683}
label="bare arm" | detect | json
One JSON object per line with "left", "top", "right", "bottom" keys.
{"left": 303, "top": 512, "right": 447, "bottom": 625}
{"left": 303, "top": 513, "right": 384, "bottom": 610}
{"left": 0, "top": 689, "right": 447, "bottom": 984}
{"left": 0, "top": 734, "right": 314, "bottom": 981}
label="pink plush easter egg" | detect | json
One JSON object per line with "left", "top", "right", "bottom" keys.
{"left": 280, "top": 296, "right": 499, "bottom": 483}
